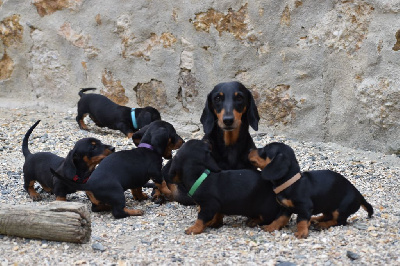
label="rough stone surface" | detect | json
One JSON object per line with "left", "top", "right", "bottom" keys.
{"left": 0, "top": 0, "right": 399, "bottom": 154}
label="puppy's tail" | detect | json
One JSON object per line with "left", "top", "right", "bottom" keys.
{"left": 79, "top": 88, "right": 96, "bottom": 97}
{"left": 22, "top": 120, "right": 40, "bottom": 158}
{"left": 360, "top": 196, "right": 374, "bottom": 218}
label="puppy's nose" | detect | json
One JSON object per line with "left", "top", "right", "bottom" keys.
{"left": 223, "top": 117, "right": 234, "bottom": 126}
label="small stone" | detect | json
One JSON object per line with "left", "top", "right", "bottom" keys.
{"left": 346, "top": 251, "right": 360, "bottom": 260}
{"left": 353, "top": 223, "right": 368, "bottom": 230}
{"left": 276, "top": 261, "right": 296, "bottom": 266}
{"left": 92, "top": 242, "right": 106, "bottom": 252}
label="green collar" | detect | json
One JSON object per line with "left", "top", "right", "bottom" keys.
{"left": 188, "top": 169, "right": 211, "bottom": 197}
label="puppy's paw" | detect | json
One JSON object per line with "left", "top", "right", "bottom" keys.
{"left": 124, "top": 208, "right": 144, "bottom": 216}
{"left": 294, "top": 230, "right": 309, "bottom": 239}
{"left": 29, "top": 193, "right": 42, "bottom": 201}
{"left": 185, "top": 226, "right": 203, "bottom": 235}
{"left": 295, "top": 220, "right": 309, "bottom": 238}
{"left": 246, "top": 217, "right": 262, "bottom": 228}
{"left": 261, "top": 224, "right": 280, "bottom": 232}
{"left": 185, "top": 219, "right": 205, "bottom": 235}
{"left": 131, "top": 188, "right": 149, "bottom": 201}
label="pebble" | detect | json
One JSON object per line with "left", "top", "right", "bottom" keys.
{"left": 91, "top": 242, "right": 106, "bottom": 252}
{"left": 0, "top": 108, "right": 399, "bottom": 265}
{"left": 346, "top": 250, "right": 360, "bottom": 260}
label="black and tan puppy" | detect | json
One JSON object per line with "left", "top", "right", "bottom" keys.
{"left": 168, "top": 139, "right": 280, "bottom": 235}
{"left": 200, "top": 81, "right": 260, "bottom": 170}
{"left": 165, "top": 81, "right": 260, "bottom": 206}
{"left": 22, "top": 120, "right": 115, "bottom": 201}
{"left": 52, "top": 120, "right": 184, "bottom": 219}
{"left": 248, "top": 142, "right": 374, "bottom": 238}
{"left": 76, "top": 88, "right": 161, "bottom": 138}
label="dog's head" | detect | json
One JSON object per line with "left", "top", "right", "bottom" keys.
{"left": 248, "top": 142, "right": 299, "bottom": 181}
{"left": 200, "top": 81, "right": 260, "bottom": 134}
{"left": 54, "top": 137, "right": 115, "bottom": 181}
{"left": 168, "top": 139, "right": 221, "bottom": 184}
{"left": 136, "top": 106, "right": 162, "bottom": 129}
{"left": 132, "top": 120, "right": 184, "bottom": 159}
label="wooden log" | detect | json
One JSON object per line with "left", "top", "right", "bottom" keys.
{"left": 0, "top": 201, "right": 91, "bottom": 244}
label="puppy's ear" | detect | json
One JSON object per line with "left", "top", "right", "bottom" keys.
{"left": 167, "top": 158, "right": 179, "bottom": 181}
{"left": 53, "top": 150, "right": 77, "bottom": 180}
{"left": 162, "top": 160, "right": 174, "bottom": 183}
{"left": 200, "top": 93, "right": 215, "bottom": 134}
{"left": 132, "top": 124, "right": 150, "bottom": 146}
{"left": 247, "top": 90, "right": 260, "bottom": 131}
{"left": 171, "top": 134, "right": 184, "bottom": 149}
{"left": 205, "top": 153, "right": 221, "bottom": 173}
{"left": 150, "top": 127, "right": 169, "bottom": 157}
{"left": 261, "top": 153, "right": 290, "bottom": 181}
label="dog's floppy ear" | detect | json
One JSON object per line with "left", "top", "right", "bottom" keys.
{"left": 261, "top": 153, "right": 290, "bottom": 181}
{"left": 132, "top": 124, "right": 150, "bottom": 146}
{"left": 167, "top": 158, "right": 179, "bottom": 181}
{"left": 205, "top": 153, "right": 221, "bottom": 173}
{"left": 162, "top": 160, "right": 174, "bottom": 183}
{"left": 150, "top": 127, "right": 169, "bottom": 157}
{"left": 200, "top": 92, "right": 215, "bottom": 134}
{"left": 247, "top": 89, "right": 260, "bottom": 131}
{"left": 53, "top": 150, "right": 78, "bottom": 180}
{"left": 171, "top": 133, "right": 184, "bottom": 149}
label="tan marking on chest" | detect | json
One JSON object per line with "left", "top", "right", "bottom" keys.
{"left": 223, "top": 127, "right": 240, "bottom": 146}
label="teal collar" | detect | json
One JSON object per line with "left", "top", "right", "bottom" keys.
{"left": 131, "top": 108, "right": 138, "bottom": 129}
{"left": 188, "top": 169, "right": 211, "bottom": 197}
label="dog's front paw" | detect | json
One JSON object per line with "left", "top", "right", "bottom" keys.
{"left": 185, "top": 226, "right": 203, "bottom": 235}
{"left": 295, "top": 220, "right": 309, "bottom": 239}
{"left": 294, "top": 230, "right": 309, "bottom": 239}
{"left": 124, "top": 208, "right": 144, "bottom": 216}
{"left": 185, "top": 219, "right": 205, "bottom": 235}
{"left": 261, "top": 224, "right": 280, "bottom": 232}
{"left": 246, "top": 217, "right": 262, "bottom": 228}
{"left": 29, "top": 193, "right": 42, "bottom": 201}
{"left": 131, "top": 188, "right": 149, "bottom": 201}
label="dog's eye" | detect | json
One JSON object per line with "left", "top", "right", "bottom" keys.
{"left": 235, "top": 94, "right": 244, "bottom": 102}
{"left": 214, "top": 95, "right": 222, "bottom": 103}
{"left": 91, "top": 145, "right": 96, "bottom": 150}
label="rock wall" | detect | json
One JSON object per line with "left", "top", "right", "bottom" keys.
{"left": 0, "top": 0, "right": 399, "bottom": 154}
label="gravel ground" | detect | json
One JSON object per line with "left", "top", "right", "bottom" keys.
{"left": 0, "top": 107, "right": 399, "bottom": 265}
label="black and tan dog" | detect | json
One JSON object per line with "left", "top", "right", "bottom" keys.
{"left": 52, "top": 120, "right": 184, "bottom": 219}
{"left": 168, "top": 139, "right": 280, "bottom": 234}
{"left": 163, "top": 81, "right": 260, "bottom": 205}
{"left": 248, "top": 142, "right": 374, "bottom": 238}
{"left": 22, "top": 120, "right": 115, "bottom": 201}
{"left": 200, "top": 81, "right": 260, "bottom": 170}
{"left": 76, "top": 88, "right": 161, "bottom": 138}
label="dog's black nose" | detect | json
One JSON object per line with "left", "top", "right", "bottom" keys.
{"left": 223, "top": 117, "right": 234, "bottom": 126}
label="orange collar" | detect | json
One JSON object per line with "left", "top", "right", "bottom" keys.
{"left": 273, "top": 172, "right": 301, "bottom": 194}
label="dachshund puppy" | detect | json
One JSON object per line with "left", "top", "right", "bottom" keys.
{"left": 166, "top": 81, "right": 260, "bottom": 206}
{"left": 76, "top": 88, "right": 161, "bottom": 138}
{"left": 52, "top": 120, "right": 184, "bottom": 219}
{"left": 249, "top": 142, "right": 374, "bottom": 238}
{"left": 168, "top": 139, "right": 280, "bottom": 234}
{"left": 200, "top": 81, "right": 260, "bottom": 170}
{"left": 22, "top": 120, "right": 114, "bottom": 201}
